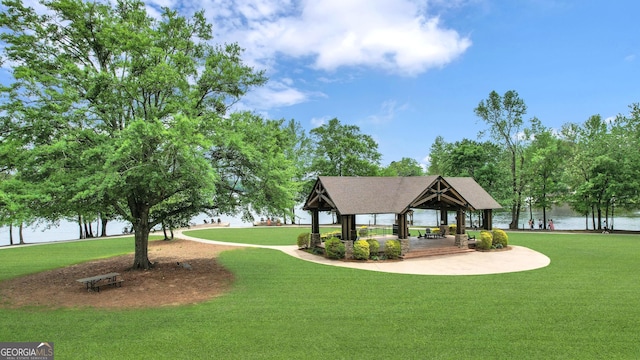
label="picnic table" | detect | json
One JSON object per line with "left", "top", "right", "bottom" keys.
{"left": 76, "top": 272, "right": 123, "bottom": 292}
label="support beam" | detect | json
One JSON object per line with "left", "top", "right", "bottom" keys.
{"left": 483, "top": 209, "right": 493, "bottom": 230}
{"left": 396, "top": 213, "right": 408, "bottom": 239}
{"left": 311, "top": 210, "right": 320, "bottom": 234}
{"left": 440, "top": 209, "right": 448, "bottom": 226}
{"left": 456, "top": 208, "right": 466, "bottom": 234}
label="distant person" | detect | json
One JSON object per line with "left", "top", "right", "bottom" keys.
{"left": 538, "top": 219, "right": 543, "bottom": 229}
{"left": 529, "top": 219, "right": 534, "bottom": 230}
{"left": 548, "top": 219, "right": 555, "bottom": 230}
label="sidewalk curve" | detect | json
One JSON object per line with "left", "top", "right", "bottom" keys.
{"left": 177, "top": 231, "right": 551, "bottom": 276}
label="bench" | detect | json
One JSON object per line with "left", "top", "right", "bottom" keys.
{"left": 76, "top": 272, "right": 123, "bottom": 292}
{"left": 94, "top": 279, "right": 124, "bottom": 292}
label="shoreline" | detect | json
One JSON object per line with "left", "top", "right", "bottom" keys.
{"left": 2, "top": 225, "right": 638, "bottom": 249}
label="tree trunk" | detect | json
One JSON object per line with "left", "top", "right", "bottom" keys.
{"left": 19, "top": 222, "right": 24, "bottom": 244}
{"left": 509, "top": 203, "right": 518, "bottom": 229}
{"left": 101, "top": 217, "right": 108, "bottom": 237}
{"left": 162, "top": 223, "right": 170, "bottom": 241}
{"left": 509, "top": 151, "right": 519, "bottom": 229}
{"left": 9, "top": 224, "right": 13, "bottom": 246}
{"left": 131, "top": 205, "right": 153, "bottom": 270}
{"left": 78, "top": 214, "right": 84, "bottom": 239}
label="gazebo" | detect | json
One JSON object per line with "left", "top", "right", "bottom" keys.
{"left": 302, "top": 176, "right": 502, "bottom": 253}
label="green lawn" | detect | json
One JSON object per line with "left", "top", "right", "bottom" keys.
{"left": 1, "top": 231, "right": 639, "bottom": 359}
{"left": 183, "top": 226, "right": 341, "bottom": 246}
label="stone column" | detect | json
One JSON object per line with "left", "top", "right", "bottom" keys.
{"left": 455, "top": 234, "right": 469, "bottom": 249}
{"left": 455, "top": 208, "right": 467, "bottom": 248}
{"left": 344, "top": 240, "right": 354, "bottom": 259}
{"left": 310, "top": 233, "right": 321, "bottom": 247}
{"left": 400, "top": 239, "right": 410, "bottom": 257}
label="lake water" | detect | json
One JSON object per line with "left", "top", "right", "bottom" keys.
{"left": 2, "top": 206, "right": 639, "bottom": 246}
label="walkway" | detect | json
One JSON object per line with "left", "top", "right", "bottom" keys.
{"left": 176, "top": 230, "right": 551, "bottom": 276}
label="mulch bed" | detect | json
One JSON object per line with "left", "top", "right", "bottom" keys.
{"left": 0, "top": 239, "right": 238, "bottom": 309}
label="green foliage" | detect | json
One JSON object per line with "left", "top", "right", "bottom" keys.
{"left": 381, "top": 157, "right": 424, "bottom": 176}
{"left": 308, "top": 118, "right": 381, "bottom": 177}
{"left": 448, "top": 224, "right": 456, "bottom": 234}
{"left": 353, "top": 239, "right": 370, "bottom": 260}
{"left": 358, "top": 226, "right": 368, "bottom": 237}
{"left": 320, "top": 230, "right": 341, "bottom": 241}
{"left": 297, "top": 232, "right": 310, "bottom": 249}
{"left": 324, "top": 237, "right": 345, "bottom": 259}
{"left": 384, "top": 239, "right": 402, "bottom": 259}
{"left": 492, "top": 229, "right": 508, "bottom": 248}
{"left": 477, "top": 231, "right": 493, "bottom": 250}
{"left": 0, "top": 0, "right": 289, "bottom": 269}
{"left": 475, "top": 90, "right": 529, "bottom": 229}
{"left": 367, "top": 239, "right": 380, "bottom": 258}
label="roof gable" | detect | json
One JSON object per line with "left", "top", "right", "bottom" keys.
{"left": 303, "top": 176, "right": 501, "bottom": 215}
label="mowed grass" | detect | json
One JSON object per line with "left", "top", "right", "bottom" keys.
{"left": 1, "top": 231, "right": 639, "bottom": 359}
{"left": 0, "top": 236, "right": 162, "bottom": 281}
{"left": 183, "top": 226, "right": 340, "bottom": 246}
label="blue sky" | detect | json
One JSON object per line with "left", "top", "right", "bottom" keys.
{"left": 4, "top": 0, "right": 640, "bottom": 167}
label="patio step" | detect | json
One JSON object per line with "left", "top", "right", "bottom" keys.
{"left": 402, "top": 247, "right": 475, "bottom": 259}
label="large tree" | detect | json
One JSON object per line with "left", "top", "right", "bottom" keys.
{"left": 523, "top": 118, "right": 569, "bottom": 229}
{"left": 0, "top": 0, "right": 268, "bottom": 268}
{"left": 474, "top": 90, "right": 529, "bottom": 229}
{"left": 381, "top": 157, "right": 424, "bottom": 176}
{"left": 562, "top": 114, "right": 634, "bottom": 230}
{"left": 308, "top": 118, "right": 381, "bottom": 177}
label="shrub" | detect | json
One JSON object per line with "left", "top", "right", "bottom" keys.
{"left": 321, "top": 231, "right": 341, "bottom": 241}
{"left": 358, "top": 226, "right": 368, "bottom": 237}
{"left": 477, "top": 231, "right": 493, "bottom": 250}
{"left": 297, "top": 232, "right": 310, "bottom": 249}
{"left": 492, "top": 229, "right": 508, "bottom": 248}
{"left": 384, "top": 240, "right": 402, "bottom": 259}
{"left": 367, "top": 239, "right": 380, "bottom": 258}
{"left": 325, "top": 237, "right": 345, "bottom": 259}
{"left": 353, "top": 239, "right": 370, "bottom": 260}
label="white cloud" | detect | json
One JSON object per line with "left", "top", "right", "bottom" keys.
{"left": 310, "top": 116, "right": 331, "bottom": 128}
{"left": 367, "top": 100, "right": 409, "bottom": 124}
{"left": 242, "top": 80, "right": 313, "bottom": 110}
{"left": 201, "top": 0, "right": 472, "bottom": 76}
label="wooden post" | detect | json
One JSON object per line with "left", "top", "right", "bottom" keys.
{"left": 311, "top": 210, "right": 321, "bottom": 247}
{"left": 396, "top": 213, "right": 407, "bottom": 239}
{"left": 311, "top": 210, "right": 320, "bottom": 234}
{"left": 483, "top": 209, "right": 493, "bottom": 230}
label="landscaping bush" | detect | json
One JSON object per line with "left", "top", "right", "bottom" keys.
{"left": 477, "top": 231, "right": 493, "bottom": 250}
{"left": 296, "top": 232, "right": 310, "bottom": 249}
{"left": 384, "top": 240, "right": 402, "bottom": 259}
{"left": 492, "top": 229, "right": 508, "bottom": 248}
{"left": 353, "top": 239, "right": 370, "bottom": 260}
{"left": 367, "top": 239, "right": 380, "bottom": 258}
{"left": 325, "top": 237, "right": 345, "bottom": 259}
{"left": 320, "top": 231, "right": 341, "bottom": 241}
{"left": 358, "top": 226, "right": 368, "bottom": 237}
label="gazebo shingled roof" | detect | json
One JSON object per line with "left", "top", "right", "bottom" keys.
{"left": 303, "top": 175, "right": 501, "bottom": 215}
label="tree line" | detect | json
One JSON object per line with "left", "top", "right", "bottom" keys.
{"left": 0, "top": 0, "right": 637, "bottom": 269}
{"left": 430, "top": 90, "right": 640, "bottom": 231}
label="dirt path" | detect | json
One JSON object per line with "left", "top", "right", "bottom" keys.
{"left": 0, "top": 239, "right": 239, "bottom": 309}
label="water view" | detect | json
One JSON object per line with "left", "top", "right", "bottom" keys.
{"left": 2, "top": 204, "right": 639, "bottom": 247}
